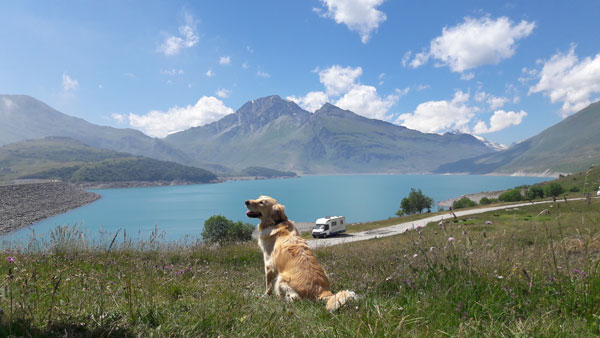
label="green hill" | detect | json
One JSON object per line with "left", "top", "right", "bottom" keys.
{"left": 436, "top": 101, "right": 600, "bottom": 175}
{"left": 0, "top": 137, "right": 217, "bottom": 184}
{"left": 0, "top": 95, "right": 191, "bottom": 164}
{"left": 240, "top": 166, "right": 297, "bottom": 178}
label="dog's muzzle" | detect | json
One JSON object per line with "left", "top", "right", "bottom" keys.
{"left": 245, "top": 200, "right": 262, "bottom": 218}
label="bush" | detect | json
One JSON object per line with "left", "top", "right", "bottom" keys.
{"left": 498, "top": 189, "right": 522, "bottom": 202}
{"left": 202, "top": 215, "right": 254, "bottom": 244}
{"left": 544, "top": 183, "right": 565, "bottom": 197}
{"left": 452, "top": 197, "right": 477, "bottom": 209}
{"left": 525, "top": 185, "right": 544, "bottom": 200}
{"left": 569, "top": 186, "right": 580, "bottom": 192}
{"left": 479, "top": 197, "right": 494, "bottom": 205}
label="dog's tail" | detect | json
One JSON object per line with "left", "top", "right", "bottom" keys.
{"left": 319, "top": 290, "right": 357, "bottom": 311}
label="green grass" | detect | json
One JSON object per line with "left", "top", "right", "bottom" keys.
{"left": 2, "top": 200, "right": 600, "bottom": 337}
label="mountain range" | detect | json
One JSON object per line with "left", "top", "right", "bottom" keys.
{"left": 4, "top": 93, "right": 596, "bottom": 176}
{"left": 435, "top": 101, "right": 600, "bottom": 175}
{"left": 164, "top": 95, "right": 494, "bottom": 173}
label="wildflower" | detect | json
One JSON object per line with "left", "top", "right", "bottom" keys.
{"left": 497, "top": 275, "right": 504, "bottom": 279}
{"left": 462, "top": 230, "right": 467, "bottom": 235}
{"left": 438, "top": 221, "right": 444, "bottom": 227}
{"left": 7, "top": 257, "right": 15, "bottom": 263}
{"left": 485, "top": 221, "right": 493, "bottom": 225}
{"left": 413, "top": 254, "right": 418, "bottom": 258}
{"left": 448, "top": 237, "right": 455, "bottom": 242}
{"left": 429, "top": 246, "right": 434, "bottom": 252}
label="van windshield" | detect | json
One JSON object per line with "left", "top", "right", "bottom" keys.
{"left": 313, "top": 224, "right": 327, "bottom": 230}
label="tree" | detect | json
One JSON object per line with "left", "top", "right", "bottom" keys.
{"left": 202, "top": 215, "right": 254, "bottom": 244}
{"left": 452, "top": 197, "right": 477, "bottom": 209}
{"left": 498, "top": 189, "right": 522, "bottom": 202}
{"left": 396, "top": 188, "right": 433, "bottom": 215}
{"left": 479, "top": 197, "right": 494, "bottom": 205}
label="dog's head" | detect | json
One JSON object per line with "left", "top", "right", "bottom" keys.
{"left": 245, "top": 195, "right": 288, "bottom": 224}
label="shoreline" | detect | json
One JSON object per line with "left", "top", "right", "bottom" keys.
{"left": 0, "top": 182, "right": 100, "bottom": 235}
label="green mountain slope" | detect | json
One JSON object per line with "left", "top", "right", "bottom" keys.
{"left": 435, "top": 101, "right": 600, "bottom": 174}
{"left": 0, "top": 95, "right": 190, "bottom": 164}
{"left": 165, "top": 96, "right": 494, "bottom": 173}
{"left": 0, "top": 137, "right": 217, "bottom": 183}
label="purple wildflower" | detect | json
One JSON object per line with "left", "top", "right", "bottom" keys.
{"left": 485, "top": 221, "right": 493, "bottom": 225}
{"left": 448, "top": 237, "right": 455, "bottom": 242}
{"left": 6, "top": 257, "right": 15, "bottom": 263}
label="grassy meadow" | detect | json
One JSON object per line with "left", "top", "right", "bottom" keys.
{"left": 1, "top": 198, "right": 599, "bottom": 336}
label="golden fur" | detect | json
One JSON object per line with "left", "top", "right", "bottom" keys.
{"left": 245, "top": 195, "right": 356, "bottom": 311}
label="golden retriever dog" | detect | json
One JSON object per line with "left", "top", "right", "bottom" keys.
{"left": 245, "top": 195, "right": 356, "bottom": 311}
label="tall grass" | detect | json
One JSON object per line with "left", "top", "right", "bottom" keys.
{"left": 1, "top": 200, "right": 599, "bottom": 336}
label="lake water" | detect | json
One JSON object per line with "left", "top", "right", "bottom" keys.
{"left": 1, "top": 174, "right": 549, "bottom": 244}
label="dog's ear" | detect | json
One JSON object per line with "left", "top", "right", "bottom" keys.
{"left": 272, "top": 204, "right": 288, "bottom": 222}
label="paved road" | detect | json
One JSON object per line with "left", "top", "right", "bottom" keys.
{"left": 307, "top": 197, "right": 592, "bottom": 249}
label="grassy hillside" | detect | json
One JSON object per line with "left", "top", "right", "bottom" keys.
{"left": 1, "top": 200, "right": 599, "bottom": 336}
{"left": 0, "top": 137, "right": 217, "bottom": 184}
{"left": 436, "top": 100, "right": 600, "bottom": 175}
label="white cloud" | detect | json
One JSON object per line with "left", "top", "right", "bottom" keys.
{"left": 529, "top": 46, "right": 600, "bottom": 115}
{"left": 318, "top": 65, "right": 362, "bottom": 96}
{"left": 401, "top": 51, "right": 412, "bottom": 67}
{"left": 475, "top": 91, "right": 509, "bottom": 109}
{"left": 287, "top": 91, "right": 329, "bottom": 112}
{"left": 219, "top": 56, "right": 231, "bottom": 65}
{"left": 460, "top": 72, "right": 475, "bottom": 81}
{"left": 128, "top": 97, "right": 234, "bottom": 138}
{"left": 216, "top": 88, "right": 230, "bottom": 98}
{"left": 416, "top": 84, "right": 430, "bottom": 91}
{"left": 242, "top": 62, "right": 249, "bottom": 69}
{"left": 395, "top": 87, "right": 410, "bottom": 96}
{"left": 257, "top": 70, "right": 271, "bottom": 78}
{"left": 411, "top": 16, "right": 535, "bottom": 73}
{"left": 62, "top": 73, "right": 79, "bottom": 91}
{"left": 396, "top": 91, "right": 477, "bottom": 133}
{"left": 314, "top": 0, "right": 386, "bottom": 43}
{"left": 160, "top": 69, "right": 184, "bottom": 76}
{"left": 378, "top": 72, "right": 386, "bottom": 85}
{"left": 111, "top": 113, "right": 125, "bottom": 124}
{"left": 473, "top": 110, "right": 527, "bottom": 134}
{"left": 157, "top": 14, "right": 199, "bottom": 56}
{"left": 335, "top": 85, "right": 398, "bottom": 120}
{"left": 205, "top": 69, "right": 214, "bottom": 77}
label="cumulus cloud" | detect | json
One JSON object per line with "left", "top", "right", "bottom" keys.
{"left": 219, "top": 56, "right": 231, "bottom": 65}
{"left": 529, "top": 46, "right": 600, "bottom": 115}
{"left": 205, "top": 69, "right": 214, "bottom": 77}
{"left": 287, "top": 91, "right": 329, "bottom": 112}
{"left": 396, "top": 91, "right": 477, "bottom": 133}
{"left": 157, "top": 14, "right": 199, "bottom": 56}
{"left": 318, "top": 65, "right": 362, "bottom": 96}
{"left": 62, "top": 73, "right": 79, "bottom": 92}
{"left": 111, "top": 113, "right": 126, "bottom": 124}
{"left": 411, "top": 16, "right": 535, "bottom": 73}
{"left": 314, "top": 0, "right": 386, "bottom": 43}
{"left": 335, "top": 85, "right": 398, "bottom": 120}
{"left": 128, "top": 97, "right": 234, "bottom": 138}
{"left": 216, "top": 88, "right": 230, "bottom": 98}
{"left": 475, "top": 91, "right": 509, "bottom": 109}
{"left": 473, "top": 110, "right": 527, "bottom": 134}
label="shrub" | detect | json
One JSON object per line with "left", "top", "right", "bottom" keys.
{"left": 498, "top": 189, "right": 522, "bottom": 202}
{"left": 202, "top": 215, "right": 254, "bottom": 244}
{"left": 452, "top": 197, "right": 477, "bottom": 209}
{"left": 525, "top": 185, "right": 544, "bottom": 200}
{"left": 479, "top": 197, "right": 493, "bottom": 205}
{"left": 544, "top": 182, "right": 565, "bottom": 197}
{"left": 569, "top": 186, "right": 580, "bottom": 192}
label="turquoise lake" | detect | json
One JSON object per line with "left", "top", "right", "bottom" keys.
{"left": 1, "top": 174, "right": 550, "bottom": 244}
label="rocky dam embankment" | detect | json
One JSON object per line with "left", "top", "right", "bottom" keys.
{"left": 0, "top": 182, "right": 100, "bottom": 235}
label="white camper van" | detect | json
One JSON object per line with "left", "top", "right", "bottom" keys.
{"left": 312, "top": 216, "right": 346, "bottom": 238}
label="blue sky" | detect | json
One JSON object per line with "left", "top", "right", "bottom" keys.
{"left": 1, "top": 1, "right": 599, "bottom": 145}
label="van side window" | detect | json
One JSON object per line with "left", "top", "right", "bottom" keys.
{"left": 341, "top": 220, "right": 344, "bottom": 224}
{"left": 332, "top": 221, "right": 336, "bottom": 226}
